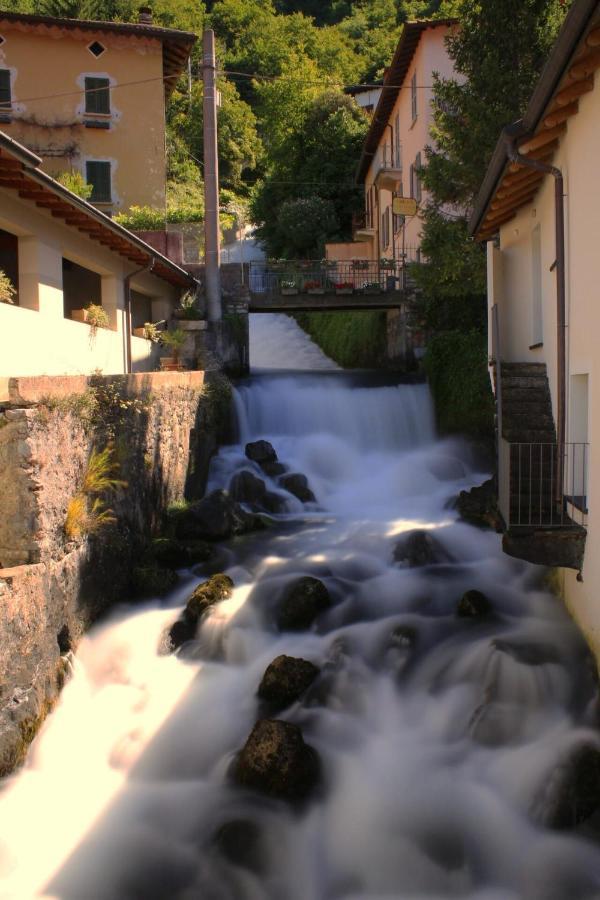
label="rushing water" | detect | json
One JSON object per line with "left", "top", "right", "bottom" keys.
{"left": 1, "top": 314, "right": 600, "bottom": 899}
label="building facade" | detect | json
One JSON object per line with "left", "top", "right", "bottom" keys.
{"left": 0, "top": 132, "right": 195, "bottom": 380}
{"left": 0, "top": 9, "right": 195, "bottom": 215}
{"left": 343, "top": 19, "right": 457, "bottom": 267}
{"left": 470, "top": 0, "right": 600, "bottom": 658}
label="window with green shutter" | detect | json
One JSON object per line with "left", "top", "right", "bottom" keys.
{"left": 0, "top": 69, "right": 11, "bottom": 113}
{"left": 84, "top": 77, "right": 110, "bottom": 115}
{"left": 85, "top": 161, "right": 112, "bottom": 203}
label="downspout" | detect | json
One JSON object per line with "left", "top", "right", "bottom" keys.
{"left": 124, "top": 257, "right": 156, "bottom": 375}
{"left": 504, "top": 135, "right": 566, "bottom": 495}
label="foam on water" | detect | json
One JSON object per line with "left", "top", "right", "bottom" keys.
{"left": 0, "top": 316, "right": 599, "bottom": 899}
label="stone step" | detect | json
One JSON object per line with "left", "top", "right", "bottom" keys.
{"left": 501, "top": 363, "right": 548, "bottom": 376}
{"left": 503, "top": 428, "right": 558, "bottom": 443}
{"left": 503, "top": 416, "right": 556, "bottom": 434}
{"left": 500, "top": 389, "right": 551, "bottom": 404}
{"left": 501, "top": 375, "right": 549, "bottom": 390}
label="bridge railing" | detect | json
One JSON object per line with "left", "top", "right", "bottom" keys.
{"left": 248, "top": 255, "right": 419, "bottom": 298}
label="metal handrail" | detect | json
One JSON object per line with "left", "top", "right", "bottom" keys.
{"left": 506, "top": 441, "right": 588, "bottom": 529}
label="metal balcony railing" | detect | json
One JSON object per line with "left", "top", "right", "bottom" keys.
{"left": 248, "top": 255, "right": 420, "bottom": 298}
{"left": 499, "top": 440, "right": 588, "bottom": 529}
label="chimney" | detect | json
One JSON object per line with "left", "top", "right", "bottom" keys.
{"left": 138, "top": 6, "right": 153, "bottom": 25}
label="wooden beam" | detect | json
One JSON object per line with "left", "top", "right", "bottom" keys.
{"left": 519, "top": 124, "right": 565, "bottom": 154}
{"left": 0, "top": 177, "right": 25, "bottom": 188}
{"left": 507, "top": 149, "right": 554, "bottom": 175}
{"left": 491, "top": 182, "right": 540, "bottom": 212}
{"left": 479, "top": 215, "right": 516, "bottom": 240}
{"left": 554, "top": 76, "right": 594, "bottom": 107}
{"left": 569, "top": 47, "right": 600, "bottom": 80}
{"left": 496, "top": 171, "right": 544, "bottom": 200}
{"left": 500, "top": 164, "right": 547, "bottom": 190}
{"left": 544, "top": 101, "right": 579, "bottom": 128}
{"left": 585, "top": 26, "right": 600, "bottom": 48}
{"left": 0, "top": 158, "right": 24, "bottom": 171}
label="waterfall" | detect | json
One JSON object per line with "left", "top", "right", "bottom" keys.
{"left": 0, "top": 315, "right": 598, "bottom": 900}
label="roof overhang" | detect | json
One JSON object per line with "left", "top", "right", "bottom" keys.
{"left": 0, "top": 131, "right": 195, "bottom": 289}
{"left": 470, "top": 0, "right": 600, "bottom": 240}
{"left": 0, "top": 11, "right": 196, "bottom": 98}
{"left": 356, "top": 18, "right": 458, "bottom": 185}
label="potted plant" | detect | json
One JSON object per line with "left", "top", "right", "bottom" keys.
{"left": 174, "top": 290, "right": 202, "bottom": 320}
{"left": 160, "top": 327, "right": 187, "bottom": 370}
{"left": 72, "top": 303, "right": 110, "bottom": 336}
{"left": 0, "top": 269, "right": 16, "bottom": 305}
{"left": 380, "top": 257, "right": 395, "bottom": 271}
{"left": 333, "top": 282, "right": 354, "bottom": 296}
{"left": 352, "top": 259, "right": 370, "bottom": 271}
{"left": 280, "top": 279, "right": 299, "bottom": 296}
{"left": 362, "top": 281, "right": 383, "bottom": 295}
{"left": 303, "top": 279, "right": 325, "bottom": 295}
{"left": 133, "top": 322, "right": 161, "bottom": 341}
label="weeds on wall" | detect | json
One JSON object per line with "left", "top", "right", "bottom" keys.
{"left": 65, "top": 443, "right": 126, "bottom": 541}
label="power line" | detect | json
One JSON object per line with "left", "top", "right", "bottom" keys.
{"left": 6, "top": 72, "right": 179, "bottom": 106}
{"left": 217, "top": 68, "right": 433, "bottom": 89}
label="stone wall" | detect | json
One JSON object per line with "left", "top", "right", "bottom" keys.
{"left": 0, "top": 370, "right": 229, "bottom": 775}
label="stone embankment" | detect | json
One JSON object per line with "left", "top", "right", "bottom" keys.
{"left": 0, "top": 371, "right": 230, "bottom": 775}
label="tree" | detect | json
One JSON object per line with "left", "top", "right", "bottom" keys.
{"left": 275, "top": 196, "right": 339, "bottom": 257}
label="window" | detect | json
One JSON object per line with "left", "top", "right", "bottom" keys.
{"left": 84, "top": 76, "right": 110, "bottom": 115}
{"left": 85, "top": 161, "right": 112, "bottom": 203}
{"left": 415, "top": 151, "right": 422, "bottom": 203}
{"left": 394, "top": 113, "right": 401, "bottom": 169}
{"left": 87, "top": 41, "right": 106, "bottom": 58}
{"left": 411, "top": 71, "right": 417, "bottom": 121}
{"left": 0, "top": 69, "right": 11, "bottom": 119}
{"left": 381, "top": 206, "right": 390, "bottom": 250}
{"left": 531, "top": 225, "right": 543, "bottom": 346}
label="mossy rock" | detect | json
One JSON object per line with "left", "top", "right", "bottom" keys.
{"left": 186, "top": 573, "right": 234, "bottom": 619}
{"left": 132, "top": 565, "right": 179, "bottom": 598}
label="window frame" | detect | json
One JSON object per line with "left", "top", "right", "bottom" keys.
{"left": 85, "top": 160, "right": 112, "bottom": 204}
{"left": 84, "top": 76, "right": 111, "bottom": 117}
{"left": 0, "top": 68, "right": 12, "bottom": 120}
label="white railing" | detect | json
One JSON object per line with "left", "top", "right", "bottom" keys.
{"left": 506, "top": 441, "right": 588, "bottom": 528}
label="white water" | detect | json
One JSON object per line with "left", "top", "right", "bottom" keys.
{"left": 249, "top": 313, "right": 339, "bottom": 371}
{"left": 1, "top": 317, "right": 599, "bottom": 899}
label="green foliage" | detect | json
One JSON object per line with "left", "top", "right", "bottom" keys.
{"left": 424, "top": 330, "right": 494, "bottom": 438}
{"left": 56, "top": 170, "right": 93, "bottom": 200}
{"left": 0, "top": 269, "right": 16, "bottom": 304}
{"left": 161, "top": 327, "right": 187, "bottom": 360}
{"left": 85, "top": 303, "right": 110, "bottom": 332}
{"left": 114, "top": 206, "right": 166, "bottom": 230}
{"left": 65, "top": 442, "right": 125, "bottom": 540}
{"left": 294, "top": 310, "right": 387, "bottom": 368}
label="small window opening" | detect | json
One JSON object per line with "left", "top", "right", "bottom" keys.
{"left": 85, "top": 160, "right": 112, "bottom": 203}
{"left": 88, "top": 41, "right": 106, "bottom": 58}
{"left": 85, "top": 76, "right": 110, "bottom": 116}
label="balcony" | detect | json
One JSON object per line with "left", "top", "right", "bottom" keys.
{"left": 352, "top": 211, "right": 375, "bottom": 242}
{"left": 373, "top": 143, "right": 403, "bottom": 192}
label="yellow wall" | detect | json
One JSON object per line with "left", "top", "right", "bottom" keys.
{"left": 490, "top": 77, "right": 600, "bottom": 660}
{"left": 0, "top": 185, "right": 178, "bottom": 377}
{"left": 0, "top": 23, "right": 167, "bottom": 213}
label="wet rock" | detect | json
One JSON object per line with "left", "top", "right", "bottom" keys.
{"left": 456, "top": 478, "right": 503, "bottom": 531}
{"left": 390, "top": 625, "right": 418, "bottom": 649}
{"left": 457, "top": 589, "right": 492, "bottom": 619}
{"left": 277, "top": 576, "right": 332, "bottom": 631}
{"left": 393, "top": 530, "right": 451, "bottom": 567}
{"left": 245, "top": 440, "right": 278, "bottom": 466}
{"left": 492, "top": 638, "right": 560, "bottom": 667}
{"left": 279, "top": 473, "right": 316, "bottom": 503}
{"left": 160, "top": 574, "right": 235, "bottom": 654}
{"left": 57, "top": 624, "right": 72, "bottom": 654}
{"left": 174, "top": 490, "right": 264, "bottom": 541}
{"left": 533, "top": 743, "right": 600, "bottom": 829}
{"left": 262, "top": 492, "right": 289, "bottom": 514}
{"left": 132, "top": 564, "right": 178, "bottom": 598}
{"left": 151, "top": 537, "right": 212, "bottom": 568}
{"left": 213, "top": 820, "right": 265, "bottom": 873}
{"left": 229, "top": 470, "right": 268, "bottom": 505}
{"left": 261, "top": 461, "right": 287, "bottom": 478}
{"left": 232, "top": 719, "right": 320, "bottom": 802}
{"left": 383, "top": 625, "right": 419, "bottom": 678}
{"left": 257, "top": 655, "right": 320, "bottom": 710}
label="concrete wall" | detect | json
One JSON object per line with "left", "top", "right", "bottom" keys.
{"left": 0, "top": 21, "right": 167, "bottom": 212}
{"left": 0, "top": 370, "right": 226, "bottom": 775}
{"left": 0, "top": 185, "right": 181, "bottom": 377}
{"left": 491, "top": 78, "right": 600, "bottom": 659}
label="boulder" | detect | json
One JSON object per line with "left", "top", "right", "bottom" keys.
{"left": 160, "top": 574, "right": 234, "bottom": 654}
{"left": 151, "top": 537, "right": 212, "bottom": 568}
{"left": 257, "top": 655, "right": 320, "bottom": 710}
{"left": 174, "top": 490, "right": 264, "bottom": 542}
{"left": 393, "top": 530, "right": 452, "bottom": 567}
{"left": 261, "top": 461, "right": 287, "bottom": 478}
{"left": 279, "top": 473, "right": 316, "bottom": 504}
{"left": 277, "top": 577, "right": 332, "bottom": 631}
{"left": 492, "top": 638, "right": 560, "bottom": 667}
{"left": 213, "top": 820, "right": 265, "bottom": 873}
{"left": 245, "top": 440, "right": 278, "bottom": 466}
{"left": 132, "top": 564, "right": 178, "bottom": 598}
{"left": 457, "top": 589, "right": 492, "bottom": 619}
{"left": 456, "top": 479, "right": 503, "bottom": 531}
{"left": 390, "top": 624, "right": 418, "bottom": 649}
{"left": 232, "top": 719, "right": 320, "bottom": 802}
{"left": 532, "top": 742, "right": 600, "bottom": 829}
{"left": 229, "top": 470, "right": 268, "bottom": 505}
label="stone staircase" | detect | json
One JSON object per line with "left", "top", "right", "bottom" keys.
{"left": 500, "top": 362, "right": 556, "bottom": 444}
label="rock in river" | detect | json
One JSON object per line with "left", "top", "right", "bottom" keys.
{"left": 532, "top": 742, "right": 600, "bottom": 829}
{"left": 257, "top": 655, "right": 320, "bottom": 710}
{"left": 174, "top": 490, "right": 264, "bottom": 541}
{"left": 393, "top": 529, "right": 453, "bottom": 567}
{"left": 245, "top": 440, "right": 278, "bottom": 466}
{"left": 277, "top": 576, "right": 331, "bottom": 631}
{"left": 457, "top": 589, "right": 492, "bottom": 619}
{"left": 232, "top": 718, "right": 320, "bottom": 802}
{"left": 279, "top": 473, "right": 316, "bottom": 503}
{"left": 160, "top": 574, "right": 234, "bottom": 654}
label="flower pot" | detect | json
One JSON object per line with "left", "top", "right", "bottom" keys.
{"left": 281, "top": 287, "right": 299, "bottom": 296}
{"left": 71, "top": 309, "right": 88, "bottom": 323}
{"left": 159, "top": 357, "right": 184, "bottom": 371}
{"left": 133, "top": 327, "right": 146, "bottom": 338}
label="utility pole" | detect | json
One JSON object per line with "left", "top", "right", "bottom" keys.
{"left": 203, "top": 29, "right": 221, "bottom": 321}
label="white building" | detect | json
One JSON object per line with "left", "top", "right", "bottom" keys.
{"left": 470, "top": 0, "right": 600, "bottom": 658}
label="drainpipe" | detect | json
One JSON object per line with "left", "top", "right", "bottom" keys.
{"left": 124, "top": 257, "right": 155, "bottom": 374}
{"left": 505, "top": 135, "right": 566, "bottom": 496}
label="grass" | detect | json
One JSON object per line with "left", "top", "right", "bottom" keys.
{"left": 294, "top": 311, "right": 387, "bottom": 368}
{"left": 64, "top": 444, "right": 126, "bottom": 540}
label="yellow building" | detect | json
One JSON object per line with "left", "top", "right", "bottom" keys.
{"left": 470, "top": 0, "right": 600, "bottom": 658}
{"left": 0, "top": 8, "right": 195, "bottom": 214}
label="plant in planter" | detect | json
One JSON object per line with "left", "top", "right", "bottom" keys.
{"left": 72, "top": 303, "right": 110, "bottom": 337}
{"left": 0, "top": 269, "right": 16, "bottom": 304}
{"left": 362, "top": 281, "right": 383, "bottom": 294}
{"left": 333, "top": 282, "right": 354, "bottom": 295}
{"left": 380, "top": 257, "right": 396, "bottom": 270}
{"left": 303, "top": 279, "right": 325, "bottom": 295}
{"left": 174, "top": 290, "right": 202, "bottom": 320}
{"left": 280, "top": 279, "right": 298, "bottom": 296}
{"left": 352, "top": 259, "right": 370, "bottom": 271}
{"left": 160, "top": 327, "right": 187, "bottom": 369}
{"left": 133, "top": 321, "right": 162, "bottom": 342}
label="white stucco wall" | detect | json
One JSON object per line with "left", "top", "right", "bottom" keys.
{"left": 492, "top": 78, "right": 600, "bottom": 658}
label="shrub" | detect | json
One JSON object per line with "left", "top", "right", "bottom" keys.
{"left": 85, "top": 303, "right": 110, "bottom": 331}
{"left": 114, "top": 205, "right": 165, "bottom": 231}
{"left": 64, "top": 443, "right": 126, "bottom": 541}
{"left": 0, "top": 269, "right": 16, "bottom": 304}
{"left": 56, "top": 171, "right": 93, "bottom": 200}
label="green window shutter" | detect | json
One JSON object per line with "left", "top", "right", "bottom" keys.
{"left": 0, "top": 70, "right": 11, "bottom": 109}
{"left": 86, "top": 161, "right": 112, "bottom": 203}
{"left": 85, "top": 77, "right": 110, "bottom": 115}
